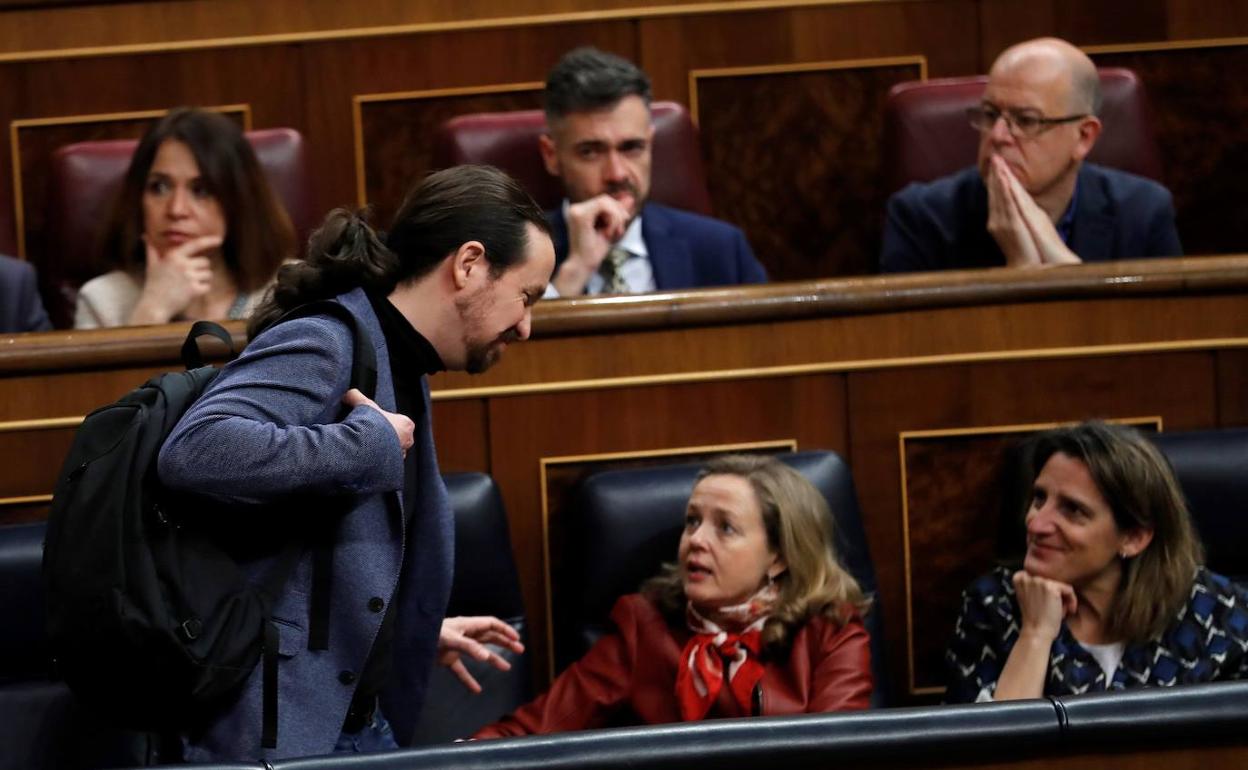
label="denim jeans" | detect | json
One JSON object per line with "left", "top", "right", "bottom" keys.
{"left": 333, "top": 710, "right": 400, "bottom": 754}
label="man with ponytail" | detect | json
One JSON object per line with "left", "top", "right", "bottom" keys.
{"left": 158, "top": 165, "right": 555, "bottom": 761}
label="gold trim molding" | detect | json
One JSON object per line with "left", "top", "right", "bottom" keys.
{"left": 0, "top": 493, "right": 52, "bottom": 509}
{"left": 1084, "top": 36, "right": 1248, "bottom": 56}
{"left": 896, "top": 416, "right": 1163, "bottom": 696}
{"left": 0, "top": 0, "right": 898, "bottom": 64}
{"left": 537, "top": 438, "right": 798, "bottom": 681}
{"left": 351, "top": 82, "right": 543, "bottom": 208}
{"left": 9, "top": 103, "right": 252, "bottom": 258}
{"left": 688, "top": 55, "right": 928, "bottom": 124}
{"left": 430, "top": 336, "right": 1248, "bottom": 402}
{"left": 0, "top": 415, "right": 83, "bottom": 433}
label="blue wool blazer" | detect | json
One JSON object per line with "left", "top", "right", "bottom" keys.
{"left": 879, "top": 163, "right": 1183, "bottom": 273}
{"left": 0, "top": 254, "right": 52, "bottom": 332}
{"left": 549, "top": 201, "right": 768, "bottom": 291}
{"left": 158, "top": 287, "right": 453, "bottom": 761}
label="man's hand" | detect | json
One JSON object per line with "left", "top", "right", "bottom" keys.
{"left": 437, "top": 616, "right": 525, "bottom": 694}
{"left": 985, "top": 157, "right": 1042, "bottom": 267}
{"left": 342, "top": 388, "right": 414, "bottom": 457}
{"left": 1012, "top": 570, "right": 1077, "bottom": 645}
{"left": 551, "top": 194, "right": 631, "bottom": 296}
{"left": 998, "top": 159, "right": 1082, "bottom": 265}
{"left": 128, "top": 234, "right": 222, "bottom": 324}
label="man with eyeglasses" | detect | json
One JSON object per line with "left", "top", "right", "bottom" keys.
{"left": 540, "top": 47, "right": 767, "bottom": 296}
{"left": 880, "top": 37, "right": 1181, "bottom": 273}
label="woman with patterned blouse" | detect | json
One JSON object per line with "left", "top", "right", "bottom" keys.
{"left": 945, "top": 421, "right": 1248, "bottom": 703}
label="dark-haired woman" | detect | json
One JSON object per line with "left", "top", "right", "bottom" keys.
{"left": 946, "top": 421, "right": 1248, "bottom": 703}
{"left": 474, "top": 454, "right": 872, "bottom": 738}
{"left": 74, "top": 108, "right": 295, "bottom": 328}
{"left": 157, "top": 164, "right": 554, "bottom": 761}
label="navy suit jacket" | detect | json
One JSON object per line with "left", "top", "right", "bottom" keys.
{"left": 0, "top": 255, "right": 52, "bottom": 332}
{"left": 159, "top": 288, "right": 453, "bottom": 761}
{"left": 549, "top": 201, "right": 767, "bottom": 292}
{"left": 880, "top": 163, "right": 1182, "bottom": 273}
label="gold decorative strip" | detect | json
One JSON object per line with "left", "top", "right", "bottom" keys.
{"left": 0, "top": 493, "right": 52, "bottom": 508}
{"left": 688, "top": 55, "right": 928, "bottom": 125}
{"left": 1084, "top": 36, "right": 1248, "bottom": 56}
{"left": 897, "top": 416, "right": 1162, "bottom": 696}
{"left": 537, "top": 438, "right": 798, "bottom": 681}
{"left": 0, "top": 416, "right": 83, "bottom": 433}
{"left": 9, "top": 103, "right": 251, "bottom": 258}
{"left": 429, "top": 336, "right": 1248, "bottom": 402}
{"left": 351, "top": 82, "right": 542, "bottom": 208}
{"left": 0, "top": 0, "right": 898, "bottom": 64}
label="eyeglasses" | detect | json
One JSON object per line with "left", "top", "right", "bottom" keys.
{"left": 967, "top": 104, "right": 1088, "bottom": 139}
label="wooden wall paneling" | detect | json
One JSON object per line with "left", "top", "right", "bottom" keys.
{"left": 692, "top": 58, "right": 923, "bottom": 280}
{"left": 430, "top": 397, "right": 490, "bottom": 473}
{"left": 0, "top": 417, "right": 79, "bottom": 525}
{"left": 485, "top": 373, "right": 848, "bottom": 686}
{"left": 1216, "top": 350, "right": 1248, "bottom": 427}
{"left": 976, "top": 0, "right": 1160, "bottom": 65}
{"left": 354, "top": 84, "right": 544, "bottom": 227}
{"left": 1165, "top": 0, "right": 1248, "bottom": 39}
{"left": 1088, "top": 41, "right": 1248, "bottom": 257}
{"left": 846, "top": 352, "right": 1218, "bottom": 703}
{"left": 298, "top": 22, "right": 636, "bottom": 229}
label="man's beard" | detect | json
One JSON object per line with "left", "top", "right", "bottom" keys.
{"left": 456, "top": 287, "right": 520, "bottom": 374}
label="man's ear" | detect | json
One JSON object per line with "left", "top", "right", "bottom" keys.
{"left": 1073, "top": 116, "right": 1102, "bottom": 162}
{"left": 451, "top": 240, "right": 487, "bottom": 290}
{"left": 539, "top": 132, "right": 560, "bottom": 177}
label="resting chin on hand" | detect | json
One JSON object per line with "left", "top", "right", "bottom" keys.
{"left": 551, "top": 194, "right": 631, "bottom": 296}
{"left": 986, "top": 155, "right": 1081, "bottom": 268}
{"left": 992, "top": 570, "right": 1077, "bottom": 701}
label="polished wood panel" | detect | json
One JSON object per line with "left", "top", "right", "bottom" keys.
{"left": 848, "top": 353, "right": 1219, "bottom": 699}
{"left": 358, "top": 87, "right": 543, "bottom": 227}
{"left": 694, "top": 60, "right": 921, "bottom": 279}
{"left": 430, "top": 398, "right": 490, "bottom": 473}
{"left": 1089, "top": 43, "right": 1248, "bottom": 257}
{"left": 1216, "top": 350, "right": 1248, "bottom": 428}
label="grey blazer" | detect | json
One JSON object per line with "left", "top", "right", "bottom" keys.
{"left": 158, "top": 287, "right": 453, "bottom": 761}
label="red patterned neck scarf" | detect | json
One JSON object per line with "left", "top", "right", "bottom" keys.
{"left": 675, "top": 584, "right": 778, "bottom": 721}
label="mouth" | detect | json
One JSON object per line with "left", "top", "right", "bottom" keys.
{"left": 161, "top": 230, "right": 194, "bottom": 244}
{"left": 684, "top": 562, "right": 713, "bottom": 582}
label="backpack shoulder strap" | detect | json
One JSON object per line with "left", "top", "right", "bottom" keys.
{"left": 272, "top": 300, "right": 378, "bottom": 400}
{"left": 181, "top": 321, "right": 236, "bottom": 370}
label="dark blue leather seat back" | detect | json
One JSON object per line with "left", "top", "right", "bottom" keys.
{"left": 559, "top": 450, "right": 889, "bottom": 706}
{"left": 1151, "top": 428, "right": 1248, "bottom": 584}
{"left": 406, "top": 473, "right": 533, "bottom": 744}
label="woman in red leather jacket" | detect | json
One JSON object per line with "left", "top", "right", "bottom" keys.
{"left": 474, "top": 454, "right": 873, "bottom": 738}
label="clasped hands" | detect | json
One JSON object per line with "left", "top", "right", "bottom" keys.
{"left": 985, "top": 155, "right": 1081, "bottom": 268}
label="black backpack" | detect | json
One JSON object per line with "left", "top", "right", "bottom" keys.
{"left": 42, "top": 301, "right": 376, "bottom": 749}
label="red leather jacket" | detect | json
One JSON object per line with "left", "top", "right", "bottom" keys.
{"left": 474, "top": 593, "right": 872, "bottom": 738}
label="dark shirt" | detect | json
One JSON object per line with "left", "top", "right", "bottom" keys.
{"left": 348, "top": 292, "right": 444, "bottom": 727}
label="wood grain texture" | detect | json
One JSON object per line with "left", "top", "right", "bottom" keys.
{"left": 1216, "top": 350, "right": 1248, "bottom": 428}
{"left": 695, "top": 62, "right": 921, "bottom": 279}
{"left": 1090, "top": 44, "right": 1248, "bottom": 258}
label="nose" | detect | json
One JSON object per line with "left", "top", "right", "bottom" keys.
{"left": 603, "top": 149, "right": 627, "bottom": 182}
{"left": 515, "top": 308, "right": 532, "bottom": 341}
{"left": 1026, "top": 502, "right": 1056, "bottom": 535}
{"left": 988, "top": 113, "right": 1014, "bottom": 144}
{"left": 167, "top": 185, "right": 191, "bottom": 218}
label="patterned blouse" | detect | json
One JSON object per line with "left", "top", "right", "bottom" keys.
{"left": 944, "top": 565, "right": 1248, "bottom": 703}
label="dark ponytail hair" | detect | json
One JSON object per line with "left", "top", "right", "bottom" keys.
{"left": 248, "top": 164, "right": 549, "bottom": 338}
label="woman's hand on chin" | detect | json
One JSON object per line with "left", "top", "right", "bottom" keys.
{"left": 1012, "top": 570, "right": 1076, "bottom": 645}
{"left": 128, "top": 234, "right": 221, "bottom": 324}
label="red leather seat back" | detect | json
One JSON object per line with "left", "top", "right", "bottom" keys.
{"left": 432, "top": 101, "right": 713, "bottom": 215}
{"left": 42, "top": 128, "right": 312, "bottom": 327}
{"left": 883, "top": 68, "right": 1163, "bottom": 194}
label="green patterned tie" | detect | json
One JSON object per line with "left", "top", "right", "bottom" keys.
{"left": 599, "top": 245, "right": 632, "bottom": 294}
